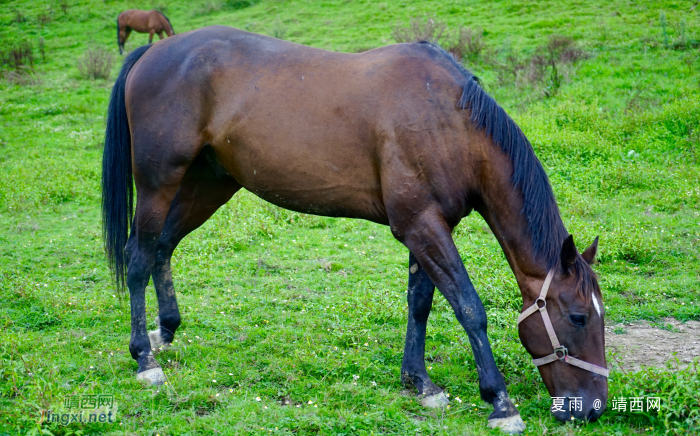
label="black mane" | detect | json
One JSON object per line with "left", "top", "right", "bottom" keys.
{"left": 420, "top": 42, "right": 568, "bottom": 269}
{"left": 160, "top": 11, "right": 174, "bottom": 34}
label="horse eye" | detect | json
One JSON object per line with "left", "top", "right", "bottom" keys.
{"left": 570, "top": 314, "right": 586, "bottom": 327}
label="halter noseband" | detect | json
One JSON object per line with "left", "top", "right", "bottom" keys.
{"left": 517, "top": 269, "right": 609, "bottom": 377}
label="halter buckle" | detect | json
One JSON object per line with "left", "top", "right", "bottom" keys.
{"left": 553, "top": 345, "right": 568, "bottom": 361}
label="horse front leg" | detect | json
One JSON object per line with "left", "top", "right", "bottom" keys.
{"left": 148, "top": 30, "right": 155, "bottom": 44}
{"left": 401, "top": 252, "right": 449, "bottom": 407}
{"left": 399, "top": 213, "right": 525, "bottom": 434}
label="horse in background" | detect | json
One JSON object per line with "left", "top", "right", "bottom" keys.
{"left": 117, "top": 10, "right": 175, "bottom": 54}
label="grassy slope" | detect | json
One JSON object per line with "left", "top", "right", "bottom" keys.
{"left": 1, "top": 0, "right": 699, "bottom": 435}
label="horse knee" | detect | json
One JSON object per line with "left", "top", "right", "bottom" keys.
{"left": 456, "top": 301, "right": 487, "bottom": 335}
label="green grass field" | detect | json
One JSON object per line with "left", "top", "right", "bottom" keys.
{"left": 1, "top": 0, "right": 700, "bottom": 434}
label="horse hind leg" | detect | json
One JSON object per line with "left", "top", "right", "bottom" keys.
{"left": 149, "top": 150, "right": 241, "bottom": 350}
{"left": 401, "top": 252, "right": 449, "bottom": 407}
{"left": 126, "top": 146, "right": 198, "bottom": 385}
{"left": 120, "top": 28, "right": 132, "bottom": 54}
{"left": 118, "top": 26, "right": 125, "bottom": 54}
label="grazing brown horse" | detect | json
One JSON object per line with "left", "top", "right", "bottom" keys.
{"left": 117, "top": 9, "right": 174, "bottom": 54}
{"left": 102, "top": 26, "right": 608, "bottom": 434}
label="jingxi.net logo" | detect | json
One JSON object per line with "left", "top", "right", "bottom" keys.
{"left": 37, "top": 393, "right": 118, "bottom": 425}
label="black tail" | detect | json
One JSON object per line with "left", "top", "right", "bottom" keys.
{"left": 102, "top": 44, "right": 152, "bottom": 291}
{"left": 116, "top": 16, "right": 120, "bottom": 48}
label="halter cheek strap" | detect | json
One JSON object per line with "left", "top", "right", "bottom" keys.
{"left": 517, "top": 269, "right": 609, "bottom": 378}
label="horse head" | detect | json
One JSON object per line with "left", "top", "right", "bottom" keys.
{"left": 518, "top": 235, "right": 608, "bottom": 422}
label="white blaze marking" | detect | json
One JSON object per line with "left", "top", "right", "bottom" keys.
{"left": 592, "top": 294, "right": 601, "bottom": 316}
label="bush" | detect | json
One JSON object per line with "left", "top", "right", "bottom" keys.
{"left": 392, "top": 16, "right": 485, "bottom": 63}
{"left": 13, "top": 10, "right": 26, "bottom": 23}
{"left": 445, "top": 26, "right": 484, "bottom": 62}
{"left": 3, "top": 66, "right": 40, "bottom": 86}
{"left": 225, "top": 0, "right": 258, "bottom": 10}
{"left": 77, "top": 46, "right": 114, "bottom": 80}
{"left": 152, "top": 1, "right": 168, "bottom": 14}
{"left": 194, "top": 0, "right": 259, "bottom": 16}
{"left": 37, "top": 11, "right": 52, "bottom": 26}
{"left": 392, "top": 16, "right": 447, "bottom": 44}
{"left": 271, "top": 16, "right": 287, "bottom": 40}
{"left": 489, "top": 35, "right": 587, "bottom": 96}
{"left": 38, "top": 37, "right": 45, "bottom": 63}
{"left": 1, "top": 41, "right": 34, "bottom": 71}
{"left": 194, "top": 1, "right": 221, "bottom": 16}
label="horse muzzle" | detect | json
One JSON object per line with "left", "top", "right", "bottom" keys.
{"left": 550, "top": 394, "right": 607, "bottom": 422}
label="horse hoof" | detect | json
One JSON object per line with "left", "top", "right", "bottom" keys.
{"left": 148, "top": 328, "right": 166, "bottom": 350}
{"left": 136, "top": 367, "right": 166, "bottom": 385}
{"left": 420, "top": 391, "right": 449, "bottom": 408}
{"left": 487, "top": 414, "right": 526, "bottom": 434}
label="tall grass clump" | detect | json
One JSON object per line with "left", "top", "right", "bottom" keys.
{"left": 13, "top": 10, "right": 27, "bottom": 23}
{"left": 1, "top": 41, "right": 34, "bottom": 70}
{"left": 76, "top": 46, "right": 114, "bottom": 80}
{"left": 660, "top": 11, "right": 669, "bottom": 48}
{"left": 225, "top": 0, "right": 258, "bottom": 10}
{"left": 392, "top": 16, "right": 447, "bottom": 43}
{"left": 611, "top": 358, "right": 700, "bottom": 434}
{"left": 1, "top": 41, "right": 38, "bottom": 85}
{"left": 194, "top": 0, "right": 258, "bottom": 16}
{"left": 271, "top": 16, "right": 287, "bottom": 40}
{"left": 37, "top": 10, "right": 52, "bottom": 26}
{"left": 392, "top": 16, "right": 484, "bottom": 62}
{"left": 491, "top": 35, "right": 587, "bottom": 96}
{"left": 38, "top": 37, "right": 46, "bottom": 62}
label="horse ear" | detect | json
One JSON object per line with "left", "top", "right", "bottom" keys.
{"left": 560, "top": 235, "right": 577, "bottom": 273}
{"left": 581, "top": 236, "right": 599, "bottom": 265}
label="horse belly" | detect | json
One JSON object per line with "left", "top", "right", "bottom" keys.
{"left": 212, "top": 136, "right": 388, "bottom": 223}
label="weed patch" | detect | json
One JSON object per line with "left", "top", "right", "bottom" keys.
{"left": 76, "top": 46, "right": 114, "bottom": 80}
{"left": 392, "top": 16, "right": 484, "bottom": 62}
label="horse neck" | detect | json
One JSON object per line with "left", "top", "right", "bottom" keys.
{"left": 473, "top": 136, "right": 566, "bottom": 301}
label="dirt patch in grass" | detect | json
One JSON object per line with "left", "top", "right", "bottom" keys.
{"left": 606, "top": 318, "right": 700, "bottom": 372}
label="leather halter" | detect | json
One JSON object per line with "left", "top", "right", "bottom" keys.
{"left": 517, "top": 269, "right": 609, "bottom": 377}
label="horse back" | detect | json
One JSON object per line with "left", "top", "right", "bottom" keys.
{"left": 125, "top": 26, "right": 476, "bottom": 224}
{"left": 118, "top": 9, "right": 168, "bottom": 33}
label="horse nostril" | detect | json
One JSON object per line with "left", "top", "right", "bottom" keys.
{"left": 587, "top": 408, "right": 599, "bottom": 422}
